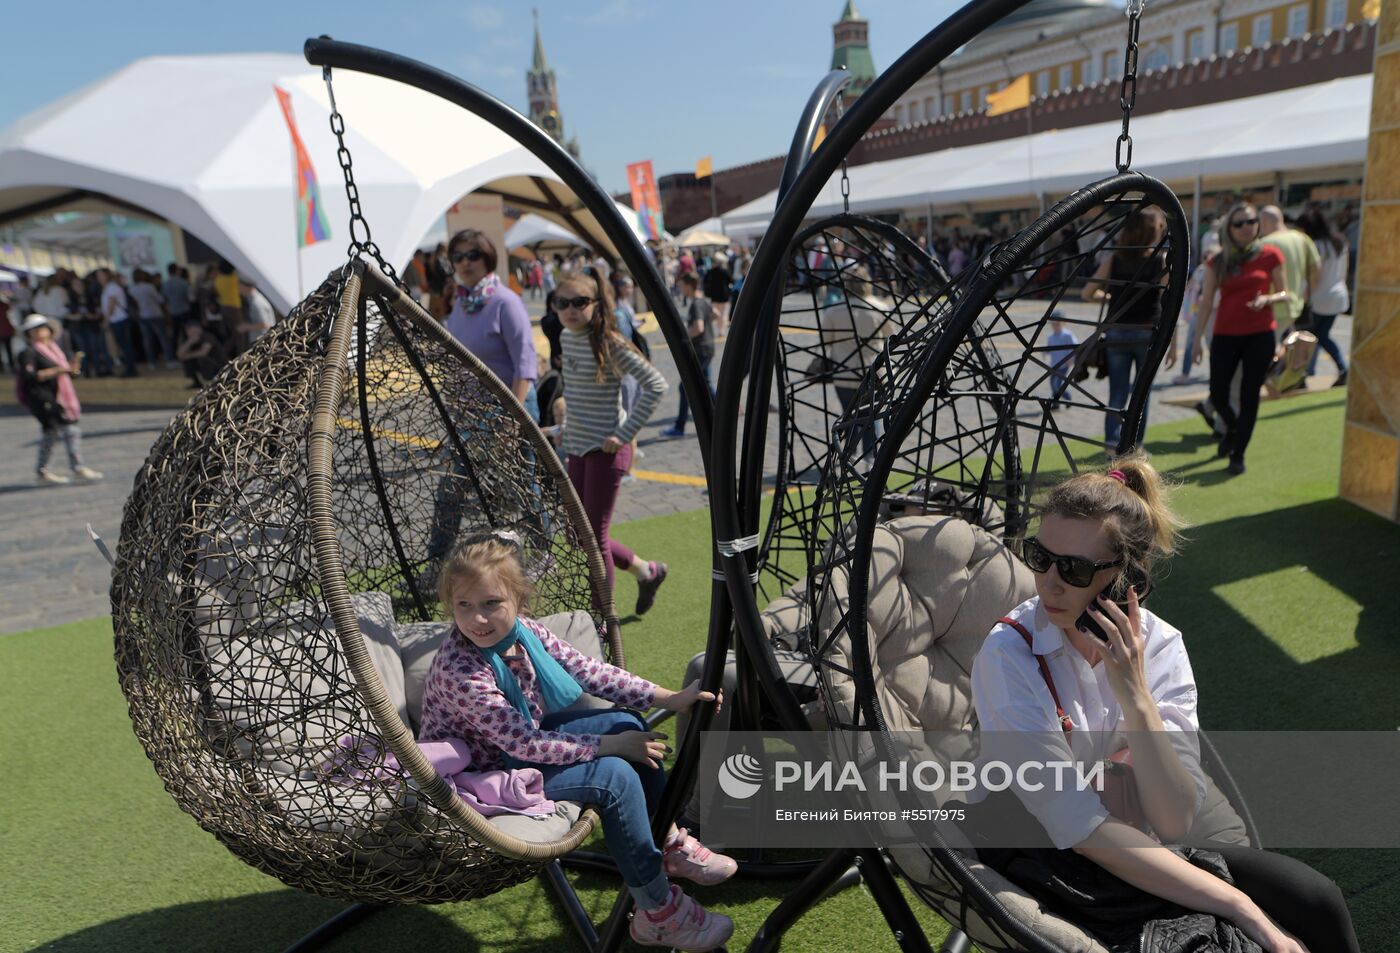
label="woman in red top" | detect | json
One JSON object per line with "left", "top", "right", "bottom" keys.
{"left": 1190, "top": 203, "right": 1288, "bottom": 476}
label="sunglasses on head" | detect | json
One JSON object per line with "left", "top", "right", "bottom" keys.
{"left": 556, "top": 295, "right": 595, "bottom": 311}
{"left": 450, "top": 249, "right": 486, "bottom": 264}
{"left": 1229, "top": 217, "right": 1258, "bottom": 229}
{"left": 1021, "top": 536, "right": 1122, "bottom": 587}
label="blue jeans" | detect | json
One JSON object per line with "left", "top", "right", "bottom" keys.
{"left": 834, "top": 385, "right": 880, "bottom": 459}
{"left": 534, "top": 708, "right": 670, "bottom": 909}
{"left": 673, "top": 349, "right": 715, "bottom": 432}
{"left": 1307, "top": 313, "right": 1346, "bottom": 375}
{"left": 1103, "top": 325, "right": 1154, "bottom": 450}
{"left": 1179, "top": 319, "right": 1200, "bottom": 377}
{"left": 139, "top": 316, "right": 174, "bottom": 366}
{"left": 110, "top": 320, "right": 139, "bottom": 374}
{"left": 72, "top": 322, "right": 113, "bottom": 376}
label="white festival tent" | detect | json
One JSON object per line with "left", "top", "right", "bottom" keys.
{"left": 506, "top": 213, "right": 588, "bottom": 250}
{"left": 721, "top": 76, "right": 1372, "bottom": 240}
{"left": 0, "top": 53, "right": 638, "bottom": 313}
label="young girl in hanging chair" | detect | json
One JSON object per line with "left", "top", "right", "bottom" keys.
{"left": 419, "top": 532, "right": 736, "bottom": 951}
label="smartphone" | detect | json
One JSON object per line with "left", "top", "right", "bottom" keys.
{"left": 1077, "top": 568, "right": 1151, "bottom": 642}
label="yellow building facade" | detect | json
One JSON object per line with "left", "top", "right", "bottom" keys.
{"left": 887, "top": 0, "right": 1376, "bottom": 127}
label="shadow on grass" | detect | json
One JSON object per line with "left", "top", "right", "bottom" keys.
{"left": 30, "top": 886, "right": 625, "bottom": 953}
{"left": 1149, "top": 498, "right": 1400, "bottom": 730}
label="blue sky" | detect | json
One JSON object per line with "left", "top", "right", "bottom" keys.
{"left": 2, "top": 0, "right": 968, "bottom": 195}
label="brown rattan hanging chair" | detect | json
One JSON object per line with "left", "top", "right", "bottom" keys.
{"left": 111, "top": 261, "right": 622, "bottom": 904}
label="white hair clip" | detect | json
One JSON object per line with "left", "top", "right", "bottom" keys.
{"left": 492, "top": 529, "right": 524, "bottom": 549}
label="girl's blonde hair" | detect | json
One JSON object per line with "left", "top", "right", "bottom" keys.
{"left": 1040, "top": 449, "right": 1186, "bottom": 585}
{"left": 436, "top": 534, "right": 533, "bottom": 614}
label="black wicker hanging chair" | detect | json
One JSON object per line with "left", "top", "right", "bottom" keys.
{"left": 112, "top": 262, "right": 622, "bottom": 905}
{"left": 759, "top": 213, "right": 957, "bottom": 602}
{"left": 796, "top": 173, "right": 1261, "bottom": 953}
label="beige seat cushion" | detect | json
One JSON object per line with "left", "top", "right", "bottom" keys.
{"left": 197, "top": 588, "right": 402, "bottom": 775}
{"left": 817, "top": 515, "right": 1034, "bottom": 755}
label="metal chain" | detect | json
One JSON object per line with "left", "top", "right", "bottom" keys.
{"left": 323, "top": 65, "right": 401, "bottom": 286}
{"left": 835, "top": 93, "right": 851, "bottom": 213}
{"left": 1115, "top": 1, "right": 1146, "bottom": 172}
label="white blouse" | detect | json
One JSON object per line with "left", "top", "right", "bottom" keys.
{"left": 970, "top": 596, "right": 1207, "bottom": 849}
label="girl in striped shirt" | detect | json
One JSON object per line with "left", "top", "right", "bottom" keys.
{"left": 557, "top": 269, "right": 671, "bottom": 614}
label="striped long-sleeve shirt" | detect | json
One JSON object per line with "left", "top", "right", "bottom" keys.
{"left": 559, "top": 327, "right": 666, "bottom": 459}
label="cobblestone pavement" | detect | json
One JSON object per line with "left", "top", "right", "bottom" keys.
{"left": 0, "top": 313, "right": 1351, "bottom": 635}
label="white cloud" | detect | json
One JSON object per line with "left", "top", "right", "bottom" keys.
{"left": 576, "top": 0, "right": 654, "bottom": 25}
{"left": 458, "top": 53, "right": 520, "bottom": 82}
{"left": 464, "top": 3, "right": 505, "bottom": 30}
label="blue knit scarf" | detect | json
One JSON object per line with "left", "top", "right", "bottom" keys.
{"left": 480, "top": 618, "right": 582, "bottom": 726}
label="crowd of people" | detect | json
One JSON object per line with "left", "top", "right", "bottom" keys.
{"left": 1, "top": 259, "right": 279, "bottom": 485}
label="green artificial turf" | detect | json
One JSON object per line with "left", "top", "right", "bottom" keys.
{"left": 2, "top": 390, "right": 1397, "bottom": 952}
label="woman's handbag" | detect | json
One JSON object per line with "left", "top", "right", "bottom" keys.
{"left": 998, "top": 617, "right": 1151, "bottom": 834}
{"left": 1264, "top": 328, "right": 1317, "bottom": 397}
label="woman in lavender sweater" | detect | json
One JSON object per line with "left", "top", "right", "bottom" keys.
{"left": 436, "top": 229, "right": 539, "bottom": 421}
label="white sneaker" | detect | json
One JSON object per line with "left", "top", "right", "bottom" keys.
{"left": 74, "top": 466, "right": 104, "bottom": 481}
{"left": 37, "top": 469, "right": 70, "bottom": 485}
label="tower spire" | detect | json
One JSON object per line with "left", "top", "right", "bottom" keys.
{"left": 532, "top": 8, "right": 549, "bottom": 72}
{"left": 526, "top": 9, "right": 578, "bottom": 159}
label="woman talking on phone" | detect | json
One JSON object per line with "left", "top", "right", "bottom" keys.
{"left": 971, "top": 452, "right": 1357, "bottom": 953}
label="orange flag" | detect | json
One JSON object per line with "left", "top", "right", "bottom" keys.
{"left": 986, "top": 74, "right": 1032, "bottom": 117}
{"left": 812, "top": 124, "right": 827, "bottom": 153}
{"left": 695, "top": 155, "right": 713, "bottom": 179}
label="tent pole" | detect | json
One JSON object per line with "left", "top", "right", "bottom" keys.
{"left": 1191, "top": 173, "right": 1203, "bottom": 267}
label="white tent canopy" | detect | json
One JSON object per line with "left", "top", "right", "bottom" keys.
{"left": 505, "top": 202, "right": 651, "bottom": 251}
{"left": 506, "top": 213, "right": 584, "bottom": 249}
{"left": 0, "top": 53, "right": 636, "bottom": 313}
{"left": 722, "top": 76, "right": 1371, "bottom": 240}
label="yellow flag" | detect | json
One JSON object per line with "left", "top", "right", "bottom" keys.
{"left": 812, "top": 124, "right": 827, "bottom": 153}
{"left": 986, "top": 74, "right": 1032, "bottom": 117}
{"left": 696, "top": 155, "right": 713, "bottom": 179}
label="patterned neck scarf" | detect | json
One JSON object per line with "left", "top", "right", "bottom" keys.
{"left": 456, "top": 272, "right": 502, "bottom": 314}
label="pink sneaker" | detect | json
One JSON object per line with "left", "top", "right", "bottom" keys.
{"left": 662, "top": 827, "right": 738, "bottom": 886}
{"left": 630, "top": 885, "right": 734, "bottom": 951}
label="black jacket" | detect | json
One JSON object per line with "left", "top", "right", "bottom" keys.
{"left": 18, "top": 346, "right": 75, "bottom": 429}
{"left": 987, "top": 846, "right": 1262, "bottom": 953}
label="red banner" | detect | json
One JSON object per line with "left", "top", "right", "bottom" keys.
{"left": 626, "top": 160, "right": 665, "bottom": 242}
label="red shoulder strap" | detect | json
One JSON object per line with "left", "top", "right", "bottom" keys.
{"left": 998, "top": 616, "right": 1074, "bottom": 737}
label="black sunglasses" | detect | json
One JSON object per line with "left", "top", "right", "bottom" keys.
{"left": 1021, "top": 536, "right": 1122, "bottom": 588}
{"left": 1229, "top": 217, "right": 1259, "bottom": 229}
{"left": 450, "top": 249, "right": 486, "bottom": 264}
{"left": 556, "top": 295, "right": 595, "bottom": 311}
